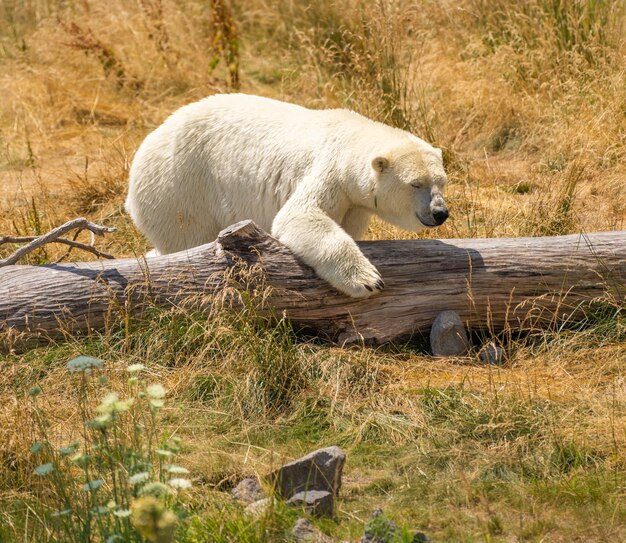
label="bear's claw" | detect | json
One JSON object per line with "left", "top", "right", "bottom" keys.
{"left": 341, "top": 263, "right": 384, "bottom": 298}
{"left": 317, "top": 256, "right": 384, "bottom": 298}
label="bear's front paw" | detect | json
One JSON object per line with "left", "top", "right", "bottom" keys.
{"left": 334, "top": 261, "right": 385, "bottom": 298}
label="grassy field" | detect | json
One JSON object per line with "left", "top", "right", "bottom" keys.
{"left": 1, "top": 0, "right": 625, "bottom": 541}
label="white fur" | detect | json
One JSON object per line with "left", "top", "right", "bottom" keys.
{"left": 126, "top": 93, "right": 448, "bottom": 298}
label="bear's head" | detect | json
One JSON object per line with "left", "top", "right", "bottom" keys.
{"left": 369, "top": 138, "right": 449, "bottom": 232}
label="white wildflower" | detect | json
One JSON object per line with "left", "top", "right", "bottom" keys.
{"left": 59, "top": 442, "right": 80, "bottom": 456}
{"left": 165, "top": 464, "right": 189, "bottom": 475}
{"left": 138, "top": 481, "right": 171, "bottom": 498}
{"left": 155, "top": 449, "right": 173, "bottom": 458}
{"left": 71, "top": 452, "right": 90, "bottom": 466}
{"left": 128, "top": 471, "right": 150, "bottom": 485}
{"left": 83, "top": 479, "right": 104, "bottom": 492}
{"left": 34, "top": 463, "right": 54, "bottom": 476}
{"left": 67, "top": 356, "right": 103, "bottom": 373}
{"left": 92, "top": 505, "right": 109, "bottom": 515}
{"left": 146, "top": 384, "right": 166, "bottom": 399}
{"left": 96, "top": 392, "right": 134, "bottom": 415}
{"left": 168, "top": 478, "right": 192, "bottom": 490}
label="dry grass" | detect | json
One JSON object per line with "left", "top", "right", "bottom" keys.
{"left": 1, "top": 0, "right": 625, "bottom": 541}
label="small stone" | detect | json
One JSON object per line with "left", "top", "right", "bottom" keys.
{"left": 231, "top": 477, "right": 266, "bottom": 503}
{"left": 430, "top": 311, "right": 469, "bottom": 357}
{"left": 245, "top": 497, "right": 270, "bottom": 516}
{"left": 478, "top": 342, "right": 505, "bottom": 365}
{"left": 287, "top": 490, "right": 334, "bottom": 518}
{"left": 292, "top": 518, "right": 334, "bottom": 542}
{"left": 412, "top": 532, "right": 431, "bottom": 543}
{"left": 266, "top": 446, "right": 346, "bottom": 498}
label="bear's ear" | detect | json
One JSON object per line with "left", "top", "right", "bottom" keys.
{"left": 371, "top": 156, "right": 389, "bottom": 173}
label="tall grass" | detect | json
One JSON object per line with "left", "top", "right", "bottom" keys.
{"left": 255, "top": 1, "right": 428, "bottom": 136}
{"left": 210, "top": 0, "right": 240, "bottom": 89}
{"left": 467, "top": 0, "right": 623, "bottom": 68}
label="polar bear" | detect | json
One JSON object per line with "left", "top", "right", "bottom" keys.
{"left": 125, "top": 93, "right": 449, "bottom": 298}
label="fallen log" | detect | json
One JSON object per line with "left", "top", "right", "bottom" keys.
{"left": 1, "top": 221, "right": 625, "bottom": 345}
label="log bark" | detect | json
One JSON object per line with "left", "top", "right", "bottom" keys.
{"left": 1, "top": 221, "right": 625, "bottom": 345}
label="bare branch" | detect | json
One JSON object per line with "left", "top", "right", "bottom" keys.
{"left": 0, "top": 218, "right": 116, "bottom": 267}
{"left": 52, "top": 227, "right": 85, "bottom": 263}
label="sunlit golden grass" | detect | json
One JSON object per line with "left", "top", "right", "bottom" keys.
{"left": 1, "top": 0, "right": 625, "bottom": 541}
{"left": 2, "top": 302, "right": 624, "bottom": 540}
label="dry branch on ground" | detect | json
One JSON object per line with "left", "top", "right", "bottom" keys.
{"left": 0, "top": 218, "right": 116, "bottom": 266}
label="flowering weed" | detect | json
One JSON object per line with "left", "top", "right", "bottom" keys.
{"left": 28, "top": 357, "right": 191, "bottom": 543}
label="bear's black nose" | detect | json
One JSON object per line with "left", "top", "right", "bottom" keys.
{"left": 432, "top": 208, "right": 449, "bottom": 225}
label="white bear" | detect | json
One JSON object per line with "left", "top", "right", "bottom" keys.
{"left": 125, "top": 93, "right": 449, "bottom": 298}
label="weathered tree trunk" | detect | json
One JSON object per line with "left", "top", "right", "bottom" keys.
{"left": 1, "top": 221, "right": 625, "bottom": 345}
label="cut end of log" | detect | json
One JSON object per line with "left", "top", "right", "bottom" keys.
{"left": 216, "top": 220, "right": 269, "bottom": 251}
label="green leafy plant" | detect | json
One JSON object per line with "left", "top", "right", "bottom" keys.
{"left": 29, "top": 356, "right": 191, "bottom": 543}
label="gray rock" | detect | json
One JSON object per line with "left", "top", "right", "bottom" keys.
{"left": 430, "top": 311, "right": 469, "bottom": 357}
{"left": 478, "top": 342, "right": 505, "bottom": 365}
{"left": 266, "top": 446, "right": 346, "bottom": 498}
{"left": 244, "top": 497, "right": 270, "bottom": 516}
{"left": 292, "top": 518, "right": 334, "bottom": 542}
{"left": 287, "top": 490, "right": 334, "bottom": 518}
{"left": 231, "top": 477, "right": 266, "bottom": 503}
{"left": 412, "top": 532, "right": 431, "bottom": 543}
